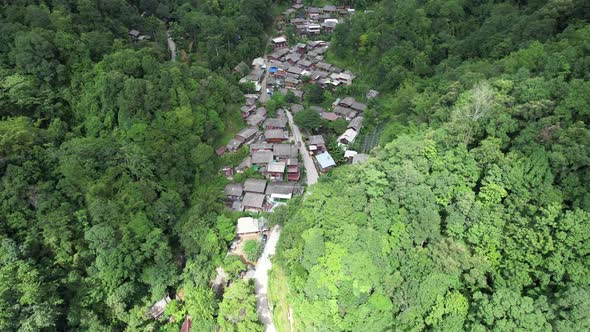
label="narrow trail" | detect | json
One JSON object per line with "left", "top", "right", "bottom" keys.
{"left": 167, "top": 31, "right": 176, "bottom": 61}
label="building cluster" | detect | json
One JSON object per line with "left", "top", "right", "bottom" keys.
{"left": 266, "top": 39, "right": 355, "bottom": 90}
{"left": 280, "top": 1, "right": 355, "bottom": 37}
{"left": 225, "top": 178, "right": 304, "bottom": 213}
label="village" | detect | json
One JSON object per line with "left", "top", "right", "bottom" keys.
{"left": 148, "top": 2, "right": 379, "bottom": 330}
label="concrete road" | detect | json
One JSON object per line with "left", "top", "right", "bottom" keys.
{"left": 286, "top": 111, "right": 319, "bottom": 185}
{"left": 167, "top": 31, "right": 176, "bottom": 61}
{"left": 254, "top": 225, "right": 282, "bottom": 332}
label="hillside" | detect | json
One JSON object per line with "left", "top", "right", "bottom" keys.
{"left": 271, "top": 0, "right": 590, "bottom": 331}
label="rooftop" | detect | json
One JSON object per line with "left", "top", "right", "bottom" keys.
{"left": 316, "top": 152, "right": 336, "bottom": 169}
{"left": 308, "top": 135, "right": 325, "bottom": 146}
{"left": 252, "top": 150, "right": 274, "bottom": 164}
{"left": 267, "top": 161, "right": 286, "bottom": 173}
{"left": 237, "top": 217, "right": 260, "bottom": 234}
{"left": 242, "top": 193, "right": 266, "bottom": 208}
{"left": 272, "top": 36, "right": 287, "bottom": 44}
{"left": 244, "top": 178, "right": 267, "bottom": 193}
{"left": 224, "top": 183, "right": 244, "bottom": 197}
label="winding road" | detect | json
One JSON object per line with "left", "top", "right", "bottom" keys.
{"left": 254, "top": 225, "right": 281, "bottom": 332}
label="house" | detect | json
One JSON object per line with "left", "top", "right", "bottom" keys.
{"left": 287, "top": 66, "right": 303, "bottom": 77}
{"left": 308, "top": 135, "right": 326, "bottom": 153}
{"left": 291, "top": 18, "right": 306, "bottom": 25}
{"left": 285, "top": 76, "right": 299, "bottom": 89}
{"left": 307, "top": 24, "right": 321, "bottom": 34}
{"left": 252, "top": 150, "right": 274, "bottom": 165}
{"left": 224, "top": 183, "right": 244, "bottom": 200}
{"left": 267, "top": 161, "right": 286, "bottom": 181}
{"left": 307, "top": 7, "right": 321, "bottom": 16}
{"left": 344, "top": 150, "right": 358, "bottom": 162}
{"left": 291, "top": 104, "right": 304, "bottom": 114}
{"left": 265, "top": 182, "right": 297, "bottom": 202}
{"left": 293, "top": 89, "right": 304, "bottom": 100}
{"left": 297, "top": 59, "right": 314, "bottom": 70}
{"left": 287, "top": 158, "right": 301, "bottom": 181}
{"left": 353, "top": 153, "right": 370, "bottom": 164}
{"left": 264, "top": 129, "right": 289, "bottom": 143}
{"left": 236, "top": 217, "right": 262, "bottom": 235}
{"left": 348, "top": 116, "right": 364, "bottom": 132}
{"left": 128, "top": 29, "right": 140, "bottom": 38}
{"left": 367, "top": 89, "right": 379, "bottom": 99}
{"left": 264, "top": 117, "right": 288, "bottom": 130}
{"left": 253, "top": 58, "right": 266, "bottom": 69}
{"left": 268, "top": 48, "right": 290, "bottom": 61}
{"left": 336, "top": 72, "right": 354, "bottom": 85}
{"left": 244, "top": 178, "right": 267, "bottom": 193}
{"left": 322, "top": 4, "right": 337, "bottom": 13}
{"left": 221, "top": 165, "right": 234, "bottom": 178}
{"left": 321, "top": 112, "right": 339, "bottom": 121}
{"left": 245, "top": 97, "right": 257, "bottom": 106}
{"left": 272, "top": 36, "right": 288, "bottom": 49}
{"left": 315, "top": 62, "right": 332, "bottom": 72}
{"left": 295, "top": 24, "right": 308, "bottom": 36}
{"left": 236, "top": 127, "right": 259, "bottom": 142}
{"left": 334, "top": 105, "right": 356, "bottom": 119}
{"left": 323, "top": 19, "right": 338, "bottom": 32}
{"left": 273, "top": 144, "right": 298, "bottom": 159}
{"left": 240, "top": 104, "right": 256, "bottom": 118}
{"left": 247, "top": 113, "right": 265, "bottom": 127}
{"left": 285, "top": 53, "right": 301, "bottom": 65}
{"left": 242, "top": 193, "right": 266, "bottom": 212}
{"left": 351, "top": 101, "right": 367, "bottom": 112}
{"left": 234, "top": 61, "right": 249, "bottom": 74}
{"left": 338, "top": 128, "right": 358, "bottom": 145}
{"left": 339, "top": 97, "right": 356, "bottom": 107}
{"left": 296, "top": 43, "right": 307, "bottom": 54}
{"left": 148, "top": 295, "right": 171, "bottom": 319}
{"left": 315, "top": 152, "right": 336, "bottom": 172}
{"left": 236, "top": 157, "right": 252, "bottom": 173}
{"left": 216, "top": 146, "right": 226, "bottom": 156}
{"left": 250, "top": 143, "right": 273, "bottom": 152}
{"left": 226, "top": 138, "right": 243, "bottom": 151}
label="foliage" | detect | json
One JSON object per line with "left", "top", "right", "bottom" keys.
{"left": 243, "top": 240, "right": 262, "bottom": 262}
{"left": 217, "top": 280, "right": 263, "bottom": 331}
{"left": 294, "top": 108, "right": 322, "bottom": 132}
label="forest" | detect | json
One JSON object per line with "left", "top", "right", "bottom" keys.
{"left": 1, "top": 0, "right": 589, "bottom": 331}
{"left": 272, "top": 0, "right": 590, "bottom": 331}
{"left": 0, "top": 0, "right": 273, "bottom": 330}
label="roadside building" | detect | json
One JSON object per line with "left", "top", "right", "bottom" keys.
{"left": 308, "top": 135, "right": 326, "bottom": 154}
{"left": 273, "top": 143, "right": 298, "bottom": 159}
{"left": 265, "top": 182, "right": 297, "bottom": 202}
{"left": 267, "top": 161, "right": 286, "bottom": 181}
{"left": 315, "top": 152, "right": 336, "bottom": 172}
{"left": 264, "top": 117, "right": 288, "bottom": 130}
{"left": 287, "top": 158, "right": 301, "bottom": 181}
{"left": 285, "top": 76, "right": 299, "bottom": 89}
{"left": 236, "top": 217, "right": 262, "bottom": 235}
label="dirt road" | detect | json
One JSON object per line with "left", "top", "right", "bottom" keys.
{"left": 286, "top": 111, "right": 319, "bottom": 185}
{"left": 254, "top": 225, "right": 281, "bottom": 332}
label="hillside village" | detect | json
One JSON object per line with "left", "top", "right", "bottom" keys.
{"left": 206, "top": 2, "right": 381, "bottom": 324}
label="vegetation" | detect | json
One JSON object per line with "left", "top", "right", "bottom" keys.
{"left": 0, "top": 0, "right": 272, "bottom": 330}
{"left": 272, "top": 0, "right": 590, "bottom": 331}
{"left": 243, "top": 239, "right": 263, "bottom": 262}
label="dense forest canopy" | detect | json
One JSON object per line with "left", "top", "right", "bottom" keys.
{"left": 1, "top": 0, "right": 590, "bottom": 331}
{"left": 0, "top": 0, "right": 272, "bottom": 330}
{"left": 272, "top": 0, "right": 590, "bottom": 331}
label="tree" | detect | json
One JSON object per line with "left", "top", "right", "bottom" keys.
{"left": 217, "top": 281, "right": 262, "bottom": 331}
{"left": 243, "top": 240, "right": 261, "bottom": 262}
{"left": 295, "top": 109, "right": 322, "bottom": 132}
